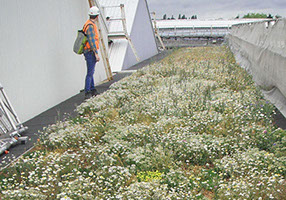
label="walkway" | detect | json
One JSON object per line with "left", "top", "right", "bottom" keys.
{"left": 0, "top": 51, "right": 170, "bottom": 170}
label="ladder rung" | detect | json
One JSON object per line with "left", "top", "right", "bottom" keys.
{"left": 108, "top": 35, "right": 127, "bottom": 40}
{"left": 108, "top": 34, "right": 126, "bottom": 37}
{"left": 109, "top": 18, "right": 124, "bottom": 21}
{"left": 109, "top": 31, "right": 125, "bottom": 35}
{"left": 102, "top": 5, "right": 121, "bottom": 8}
{"left": 108, "top": 33, "right": 126, "bottom": 37}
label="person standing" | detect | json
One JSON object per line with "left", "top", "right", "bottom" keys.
{"left": 83, "top": 6, "right": 101, "bottom": 99}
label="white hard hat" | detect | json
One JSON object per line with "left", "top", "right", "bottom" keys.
{"left": 88, "top": 6, "right": 100, "bottom": 16}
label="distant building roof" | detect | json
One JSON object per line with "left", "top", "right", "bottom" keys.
{"left": 156, "top": 19, "right": 272, "bottom": 29}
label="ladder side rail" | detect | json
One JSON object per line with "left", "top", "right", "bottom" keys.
{"left": 157, "top": 34, "right": 166, "bottom": 50}
{"left": 120, "top": 4, "right": 128, "bottom": 36}
{"left": 120, "top": 4, "right": 140, "bottom": 61}
{"left": 89, "top": 0, "right": 109, "bottom": 34}
{"left": 88, "top": 0, "right": 113, "bottom": 81}
{"left": 95, "top": 20, "right": 113, "bottom": 81}
{"left": 98, "top": 42, "right": 110, "bottom": 80}
{"left": 152, "top": 12, "right": 166, "bottom": 50}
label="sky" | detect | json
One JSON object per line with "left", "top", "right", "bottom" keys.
{"left": 147, "top": 0, "right": 286, "bottom": 20}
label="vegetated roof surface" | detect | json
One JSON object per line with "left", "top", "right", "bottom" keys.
{"left": 1, "top": 46, "right": 285, "bottom": 199}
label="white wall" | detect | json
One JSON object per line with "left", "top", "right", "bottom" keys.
{"left": 122, "top": 0, "right": 158, "bottom": 70}
{"left": 228, "top": 19, "right": 286, "bottom": 117}
{"left": 0, "top": 0, "right": 107, "bottom": 122}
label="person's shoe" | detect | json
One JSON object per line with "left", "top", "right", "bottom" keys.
{"left": 84, "top": 92, "right": 92, "bottom": 100}
{"left": 91, "top": 89, "right": 99, "bottom": 96}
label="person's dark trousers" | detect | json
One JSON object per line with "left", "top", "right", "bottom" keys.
{"left": 84, "top": 51, "right": 97, "bottom": 96}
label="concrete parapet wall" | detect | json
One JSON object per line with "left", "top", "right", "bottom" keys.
{"left": 227, "top": 19, "right": 286, "bottom": 117}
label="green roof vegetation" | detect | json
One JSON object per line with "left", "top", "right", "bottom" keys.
{"left": 1, "top": 46, "right": 285, "bottom": 199}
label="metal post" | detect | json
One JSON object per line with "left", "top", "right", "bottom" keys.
{"left": 174, "top": 25, "right": 177, "bottom": 36}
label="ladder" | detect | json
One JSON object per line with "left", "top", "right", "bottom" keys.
{"left": 88, "top": 0, "right": 113, "bottom": 81}
{"left": 0, "top": 83, "right": 28, "bottom": 155}
{"left": 88, "top": 0, "right": 141, "bottom": 77}
{"left": 103, "top": 4, "right": 140, "bottom": 62}
{"left": 151, "top": 12, "right": 166, "bottom": 50}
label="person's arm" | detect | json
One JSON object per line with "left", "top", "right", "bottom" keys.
{"left": 86, "top": 25, "right": 100, "bottom": 61}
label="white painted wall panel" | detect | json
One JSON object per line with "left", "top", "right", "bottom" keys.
{"left": 122, "top": 0, "right": 158, "bottom": 69}
{"left": 0, "top": 0, "right": 107, "bottom": 122}
{"left": 99, "top": 0, "right": 158, "bottom": 72}
{"left": 109, "top": 40, "right": 129, "bottom": 72}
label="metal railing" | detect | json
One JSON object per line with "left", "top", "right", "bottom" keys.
{"left": 0, "top": 83, "right": 28, "bottom": 155}
{"left": 159, "top": 27, "right": 230, "bottom": 38}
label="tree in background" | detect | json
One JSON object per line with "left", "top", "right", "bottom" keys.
{"left": 242, "top": 13, "right": 268, "bottom": 18}
{"left": 171, "top": 15, "right": 175, "bottom": 20}
{"left": 163, "top": 14, "right": 167, "bottom": 20}
{"left": 178, "top": 14, "right": 187, "bottom": 19}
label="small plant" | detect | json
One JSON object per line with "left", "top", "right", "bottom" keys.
{"left": 1, "top": 46, "right": 285, "bottom": 199}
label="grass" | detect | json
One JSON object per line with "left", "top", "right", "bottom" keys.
{"left": 0, "top": 46, "right": 285, "bottom": 199}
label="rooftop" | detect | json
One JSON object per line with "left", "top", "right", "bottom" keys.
{"left": 155, "top": 18, "right": 272, "bottom": 28}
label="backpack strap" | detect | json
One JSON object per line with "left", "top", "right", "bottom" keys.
{"left": 83, "top": 23, "right": 94, "bottom": 34}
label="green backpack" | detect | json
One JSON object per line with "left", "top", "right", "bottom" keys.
{"left": 73, "top": 29, "right": 88, "bottom": 55}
